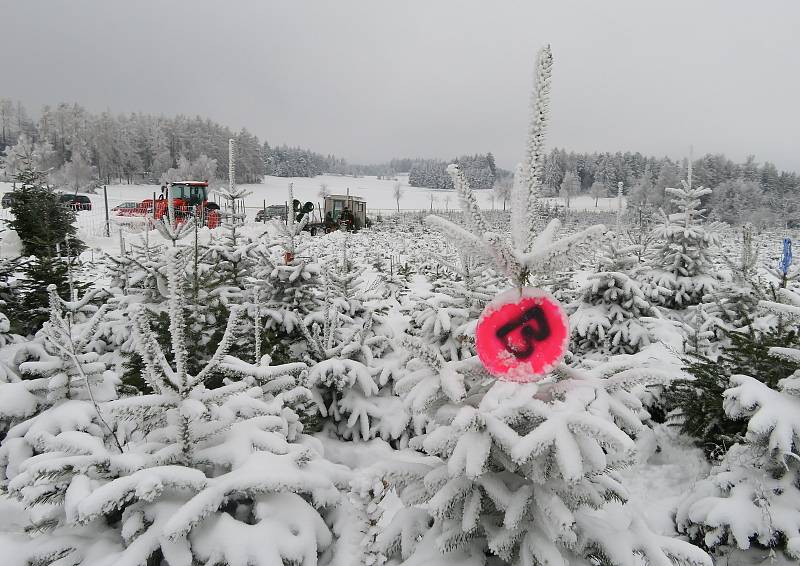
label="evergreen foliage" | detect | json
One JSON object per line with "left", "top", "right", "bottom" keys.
{"left": 8, "top": 159, "right": 84, "bottom": 259}
{"left": 666, "top": 324, "right": 800, "bottom": 459}
{"left": 406, "top": 250, "right": 500, "bottom": 361}
{"left": 408, "top": 154, "right": 497, "bottom": 191}
{"left": 675, "top": 292, "right": 800, "bottom": 559}
{"left": 380, "top": 45, "right": 711, "bottom": 566}
{"left": 570, "top": 238, "right": 656, "bottom": 355}
{"left": 0, "top": 246, "right": 349, "bottom": 565}
{"left": 643, "top": 183, "right": 719, "bottom": 309}
{"left": 4, "top": 159, "right": 89, "bottom": 335}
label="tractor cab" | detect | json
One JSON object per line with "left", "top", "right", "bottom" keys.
{"left": 168, "top": 181, "right": 209, "bottom": 207}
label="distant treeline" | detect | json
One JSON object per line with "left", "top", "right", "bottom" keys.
{"left": 0, "top": 100, "right": 265, "bottom": 185}
{"left": 544, "top": 148, "right": 800, "bottom": 225}
{"left": 265, "top": 148, "right": 511, "bottom": 191}
{"left": 407, "top": 154, "right": 502, "bottom": 191}
{"left": 0, "top": 99, "right": 509, "bottom": 190}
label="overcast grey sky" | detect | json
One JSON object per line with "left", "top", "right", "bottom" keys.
{"left": 3, "top": 0, "right": 799, "bottom": 171}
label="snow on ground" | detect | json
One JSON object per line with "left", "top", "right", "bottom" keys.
{"left": 621, "top": 424, "right": 709, "bottom": 537}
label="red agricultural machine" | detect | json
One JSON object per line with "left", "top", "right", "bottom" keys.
{"left": 123, "top": 181, "right": 221, "bottom": 228}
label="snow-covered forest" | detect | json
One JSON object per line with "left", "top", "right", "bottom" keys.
{"left": 3, "top": 0, "right": 800, "bottom": 562}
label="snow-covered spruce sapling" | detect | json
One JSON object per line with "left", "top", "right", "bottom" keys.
{"left": 674, "top": 289, "right": 800, "bottom": 559}
{"left": 406, "top": 249, "right": 500, "bottom": 362}
{"left": 206, "top": 185, "right": 256, "bottom": 296}
{"left": 8, "top": 155, "right": 85, "bottom": 259}
{"left": 643, "top": 182, "right": 720, "bottom": 309}
{"left": 384, "top": 45, "right": 710, "bottom": 565}
{"left": 1, "top": 246, "right": 348, "bottom": 565}
{"left": 690, "top": 224, "right": 766, "bottom": 344}
{"left": 675, "top": 308, "right": 800, "bottom": 559}
{"left": 0, "top": 284, "right": 117, "bottom": 445}
{"left": 103, "top": 237, "right": 168, "bottom": 299}
{"left": 665, "top": 320, "right": 800, "bottom": 460}
{"left": 569, "top": 236, "right": 657, "bottom": 355}
{"left": 248, "top": 184, "right": 323, "bottom": 357}
{"left": 386, "top": 338, "right": 708, "bottom": 564}
{"left": 0, "top": 283, "right": 121, "bottom": 561}
{"left": 114, "top": 243, "right": 242, "bottom": 394}
{"left": 301, "top": 300, "right": 409, "bottom": 444}
{"left": 321, "top": 233, "right": 385, "bottom": 321}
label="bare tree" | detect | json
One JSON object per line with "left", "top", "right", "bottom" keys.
{"left": 61, "top": 151, "right": 96, "bottom": 192}
{"left": 0, "top": 98, "right": 13, "bottom": 148}
{"left": 495, "top": 182, "right": 512, "bottom": 211}
{"left": 559, "top": 170, "right": 580, "bottom": 209}
{"left": 318, "top": 183, "right": 330, "bottom": 199}
{"left": 393, "top": 181, "right": 403, "bottom": 212}
{"left": 160, "top": 154, "right": 217, "bottom": 184}
{"left": 589, "top": 181, "right": 606, "bottom": 207}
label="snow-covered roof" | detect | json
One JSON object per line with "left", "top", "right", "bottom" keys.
{"left": 327, "top": 194, "right": 364, "bottom": 201}
{"left": 170, "top": 181, "right": 209, "bottom": 186}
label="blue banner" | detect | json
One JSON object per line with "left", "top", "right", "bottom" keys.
{"left": 780, "top": 238, "right": 793, "bottom": 275}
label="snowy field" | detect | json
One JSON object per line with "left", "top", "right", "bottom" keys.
{"left": 98, "top": 174, "right": 625, "bottom": 213}
{"left": 0, "top": 175, "right": 626, "bottom": 257}
{"left": 1, "top": 174, "right": 625, "bottom": 223}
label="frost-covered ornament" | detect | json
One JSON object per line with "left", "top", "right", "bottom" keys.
{"left": 475, "top": 287, "right": 568, "bottom": 381}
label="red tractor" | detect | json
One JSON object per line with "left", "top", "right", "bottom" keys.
{"left": 136, "top": 181, "right": 221, "bottom": 228}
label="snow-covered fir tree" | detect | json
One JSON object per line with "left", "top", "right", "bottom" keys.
{"left": 379, "top": 45, "right": 710, "bottom": 566}
{"left": 643, "top": 178, "right": 719, "bottom": 309}
{"left": 676, "top": 289, "right": 800, "bottom": 561}
{"left": 570, "top": 236, "right": 657, "bottom": 355}
{"left": 249, "top": 184, "right": 324, "bottom": 360}
{"left": 0, "top": 284, "right": 115, "bottom": 440}
{"left": 689, "top": 223, "right": 765, "bottom": 346}
{"left": 321, "top": 233, "right": 385, "bottom": 321}
{"left": 0, "top": 284, "right": 121, "bottom": 559}
{"left": 385, "top": 338, "right": 709, "bottom": 565}
{"left": 302, "top": 288, "right": 408, "bottom": 445}
{"left": 406, "top": 248, "right": 500, "bottom": 362}
{"left": 0, "top": 247, "right": 349, "bottom": 565}
{"left": 206, "top": 184, "right": 256, "bottom": 301}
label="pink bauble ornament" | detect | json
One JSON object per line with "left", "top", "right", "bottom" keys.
{"left": 475, "top": 288, "right": 569, "bottom": 382}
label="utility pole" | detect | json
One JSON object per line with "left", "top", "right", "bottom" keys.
{"left": 103, "top": 185, "right": 110, "bottom": 237}
{"left": 229, "top": 137, "right": 238, "bottom": 224}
